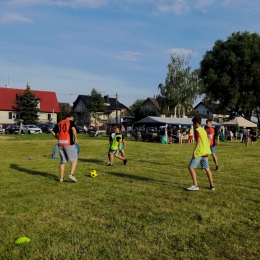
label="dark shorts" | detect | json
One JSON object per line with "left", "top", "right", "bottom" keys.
{"left": 109, "top": 148, "right": 120, "bottom": 155}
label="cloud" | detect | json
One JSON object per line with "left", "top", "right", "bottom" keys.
{"left": 166, "top": 48, "right": 194, "bottom": 56}
{"left": 156, "top": 0, "right": 190, "bottom": 14}
{"left": 194, "top": 0, "right": 215, "bottom": 12}
{"left": 115, "top": 51, "right": 143, "bottom": 62}
{"left": 0, "top": 13, "right": 33, "bottom": 24}
{"left": 6, "top": 0, "right": 108, "bottom": 8}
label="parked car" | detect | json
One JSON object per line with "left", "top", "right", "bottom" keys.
{"left": 22, "top": 125, "right": 42, "bottom": 134}
{"left": 5, "top": 125, "right": 20, "bottom": 134}
{"left": 76, "top": 125, "right": 87, "bottom": 134}
{"left": 38, "top": 123, "right": 54, "bottom": 133}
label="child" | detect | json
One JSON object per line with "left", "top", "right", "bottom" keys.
{"left": 187, "top": 116, "right": 215, "bottom": 191}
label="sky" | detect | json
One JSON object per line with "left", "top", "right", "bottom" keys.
{"left": 0, "top": 0, "right": 260, "bottom": 108}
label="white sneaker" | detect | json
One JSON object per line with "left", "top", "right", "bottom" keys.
{"left": 107, "top": 161, "right": 110, "bottom": 165}
{"left": 208, "top": 186, "right": 215, "bottom": 190}
{"left": 69, "top": 174, "right": 77, "bottom": 182}
{"left": 59, "top": 178, "right": 64, "bottom": 182}
{"left": 186, "top": 185, "right": 199, "bottom": 191}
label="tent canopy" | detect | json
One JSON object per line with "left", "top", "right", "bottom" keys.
{"left": 222, "top": 117, "right": 257, "bottom": 127}
{"left": 134, "top": 116, "right": 222, "bottom": 127}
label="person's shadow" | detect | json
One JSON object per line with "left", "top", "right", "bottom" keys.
{"left": 10, "top": 164, "right": 57, "bottom": 180}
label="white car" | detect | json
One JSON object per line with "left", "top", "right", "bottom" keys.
{"left": 22, "top": 125, "right": 42, "bottom": 134}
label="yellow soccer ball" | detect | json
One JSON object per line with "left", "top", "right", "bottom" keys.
{"left": 90, "top": 170, "right": 98, "bottom": 178}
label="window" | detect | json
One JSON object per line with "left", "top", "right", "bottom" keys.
{"left": 9, "top": 112, "right": 12, "bottom": 119}
{"left": 48, "top": 114, "right": 51, "bottom": 120}
{"left": 207, "top": 111, "right": 209, "bottom": 115}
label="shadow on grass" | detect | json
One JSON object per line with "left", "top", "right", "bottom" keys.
{"left": 10, "top": 164, "right": 57, "bottom": 180}
{"left": 104, "top": 171, "right": 168, "bottom": 185}
{"left": 78, "top": 158, "right": 105, "bottom": 164}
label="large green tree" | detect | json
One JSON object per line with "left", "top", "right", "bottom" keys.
{"left": 129, "top": 99, "right": 144, "bottom": 116}
{"left": 199, "top": 31, "right": 260, "bottom": 120}
{"left": 86, "top": 88, "right": 105, "bottom": 127}
{"left": 16, "top": 84, "right": 40, "bottom": 124}
{"left": 157, "top": 53, "right": 202, "bottom": 115}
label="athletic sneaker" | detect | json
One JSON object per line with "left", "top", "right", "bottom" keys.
{"left": 208, "top": 186, "right": 215, "bottom": 190}
{"left": 69, "top": 174, "right": 77, "bottom": 182}
{"left": 123, "top": 159, "right": 127, "bottom": 165}
{"left": 186, "top": 185, "right": 199, "bottom": 191}
{"left": 59, "top": 178, "right": 64, "bottom": 182}
{"left": 216, "top": 166, "right": 220, "bottom": 171}
{"left": 107, "top": 161, "right": 110, "bottom": 165}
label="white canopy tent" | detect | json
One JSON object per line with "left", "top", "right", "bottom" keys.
{"left": 134, "top": 116, "right": 222, "bottom": 127}
{"left": 222, "top": 117, "right": 257, "bottom": 127}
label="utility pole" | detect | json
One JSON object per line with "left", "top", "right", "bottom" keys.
{"left": 116, "top": 93, "right": 118, "bottom": 125}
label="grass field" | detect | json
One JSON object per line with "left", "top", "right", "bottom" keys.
{"left": 0, "top": 134, "right": 259, "bottom": 260}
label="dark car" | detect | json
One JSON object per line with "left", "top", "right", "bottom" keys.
{"left": 5, "top": 125, "right": 20, "bottom": 134}
{"left": 76, "top": 125, "right": 87, "bottom": 134}
{"left": 38, "top": 124, "right": 54, "bottom": 133}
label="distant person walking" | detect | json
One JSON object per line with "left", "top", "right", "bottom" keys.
{"left": 250, "top": 128, "right": 257, "bottom": 145}
{"left": 188, "top": 126, "right": 194, "bottom": 144}
{"left": 206, "top": 120, "right": 220, "bottom": 171}
{"left": 187, "top": 116, "right": 214, "bottom": 191}
{"left": 51, "top": 112, "right": 78, "bottom": 182}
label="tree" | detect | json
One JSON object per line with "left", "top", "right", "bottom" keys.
{"left": 129, "top": 99, "right": 144, "bottom": 116}
{"left": 157, "top": 53, "right": 202, "bottom": 116}
{"left": 134, "top": 105, "right": 159, "bottom": 121}
{"left": 86, "top": 88, "right": 105, "bottom": 127}
{"left": 16, "top": 84, "right": 40, "bottom": 124}
{"left": 199, "top": 31, "right": 260, "bottom": 120}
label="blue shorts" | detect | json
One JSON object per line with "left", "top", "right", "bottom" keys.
{"left": 210, "top": 146, "right": 216, "bottom": 154}
{"left": 189, "top": 156, "right": 209, "bottom": 169}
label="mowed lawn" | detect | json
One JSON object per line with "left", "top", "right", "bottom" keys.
{"left": 0, "top": 134, "right": 259, "bottom": 260}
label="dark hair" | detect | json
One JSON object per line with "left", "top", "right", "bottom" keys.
{"left": 65, "top": 112, "right": 74, "bottom": 118}
{"left": 206, "top": 119, "right": 212, "bottom": 124}
{"left": 192, "top": 116, "right": 201, "bottom": 125}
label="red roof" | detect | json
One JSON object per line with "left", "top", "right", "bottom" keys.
{"left": 0, "top": 87, "right": 60, "bottom": 113}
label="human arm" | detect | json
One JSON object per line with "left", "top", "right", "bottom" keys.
{"left": 72, "top": 127, "right": 77, "bottom": 144}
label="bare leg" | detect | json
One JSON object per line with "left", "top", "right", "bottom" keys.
{"left": 109, "top": 154, "right": 114, "bottom": 165}
{"left": 120, "top": 150, "right": 125, "bottom": 159}
{"left": 59, "top": 163, "right": 65, "bottom": 179}
{"left": 188, "top": 167, "right": 197, "bottom": 186}
{"left": 70, "top": 160, "right": 77, "bottom": 175}
{"left": 212, "top": 154, "right": 218, "bottom": 167}
{"left": 205, "top": 168, "right": 214, "bottom": 187}
{"left": 115, "top": 154, "right": 125, "bottom": 161}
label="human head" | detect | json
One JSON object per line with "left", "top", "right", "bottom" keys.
{"left": 114, "top": 126, "right": 120, "bottom": 133}
{"left": 192, "top": 116, "right": 201, "bottom": 128}
{"left": 65, "top": 112, "right": 74, "bottom": 120}
{"left": 206, "top": 119, "right": 212, "bottom": 128}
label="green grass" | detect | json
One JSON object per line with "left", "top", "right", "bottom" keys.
{"left": 0, "top": 134, "right": 259, "bottom": 260}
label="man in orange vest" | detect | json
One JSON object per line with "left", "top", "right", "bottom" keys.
{"left": 52, "top": 112, "right": 78, "bottom": 182}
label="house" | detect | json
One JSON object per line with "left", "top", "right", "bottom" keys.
{"left": 73, "top": 95, "right": 129, "bottom": 128}
{"left": 193, "top": 102, "right": 229, "bottom": 122}
{"left": 137, "top": 97, "right": 190, "bottom": 118}
{"left": 0, "top": 87, "right": 60, "bottom": 127}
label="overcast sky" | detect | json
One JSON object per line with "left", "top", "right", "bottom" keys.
{"left": 0, "top": 0, "right": 259, "bottom": 107}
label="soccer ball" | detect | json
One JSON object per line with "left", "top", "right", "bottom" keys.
{"left": 90, "top": 170, "right": 98, "bottom": 178}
